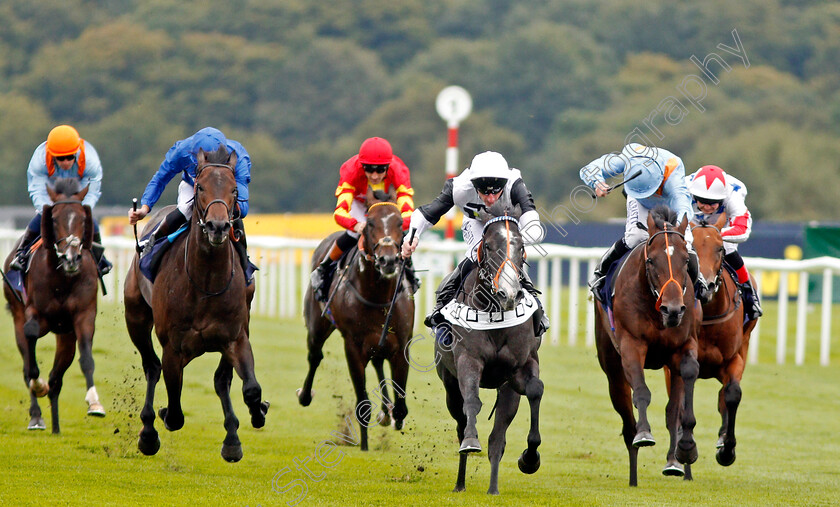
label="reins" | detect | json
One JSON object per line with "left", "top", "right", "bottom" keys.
{"left": 478, "top": 215, "right": 520, "bottom": 293}
{"left": 644, "top": 227, "right": 686, "bottom": 312}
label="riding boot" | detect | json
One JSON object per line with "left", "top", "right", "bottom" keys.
{"left": 687, "top": 248, "right": 710, "bottom": 302}
{"left": 9, "top": 227, "right": 39, "bottom": 272}
{"left": 739, "top": 279, "right": 763, "bottom": 321}
{"left": 590, "top": 238, "right": 631, "bottom": 302}
{"left": 91, "top": 231, "right": 112, "bottom": 276}
{"left": 520, "top": 270, "right": 549, "bottom": 337}
{"left": 424, "top": 258, "right": 474, "bottom": 329}
{"left": 310, "top": 241, "right": 344, "bottom": 302}
{"left": 231, "top": 218, "right": 254, "bottom": 285}
{"left": 141, "top": 208, "right": 187, "bottom": 257}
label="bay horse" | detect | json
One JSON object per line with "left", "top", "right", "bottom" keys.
{"left": 124, "top": 147, "right": 268, "bottom": 462}
{"left": 435, "top": 203, "right": 543, "bottom": 495}
{"left": 297, "top": 188, "right": 414, "bottom": 452}
{"left": 3, "top": 178, "right": 105, "bottom": 433}
{"left": 594, "top": 205, "right": 700, "bottom": 486}
{"left": 662, "top": 213, "right": 758, "bottom": 479}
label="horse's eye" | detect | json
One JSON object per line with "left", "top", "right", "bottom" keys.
{"left": 646, "top": 258, "right": 653, "bottom": 265}
{"left": 196, "top": 184, "right": 204, "bottom": 192}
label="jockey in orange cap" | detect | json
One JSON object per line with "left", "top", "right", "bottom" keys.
{"left": 10, "top": 125, "right": 112, "bottom": 275}
{"left": 310, "top": 137, "right": 419, "bottom": 302}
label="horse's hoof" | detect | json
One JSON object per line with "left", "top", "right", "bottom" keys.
{"left": 459, "top": 438, "right": 482, "bottom": 454}
{"left": 676, "top": 440, "right": 699, "bottom": 465}
{"left": 158, "top": 408, "right": 184, "bottom": 431}
{"left": 28, "top": 417, "right": 46, "bottom": 430}
{"left": 517, "top": 449, "right": 541, "bottom": 474}
{"left": 453, "top": 485, "right": 466, "bottom": 493}
{"left": 487, "top": 488, "right": 500, "bottom": 495}
{"left": 87, "top": 402, "right": 106, "bottom": 417}
{"left": 716, "top": 446, "right": 736, "bottom": 466}
{"left": 138, "top": 433, "right": 161, "bottom": 456}
{"left": 29, "top": 378, "right": 49, "bottom": 398}
{"left": 394, "top": 419, "right": 404, "bottom": 431}
{"left": 662, "top": 462, "right": 685, "bottom": 477}
{"left": 296, "top": 388, "right": 313, "bottom": 406}
{"left": 377, "top": 411, "right": 391, "bottom": 427}
{"left": 222, "top": 444, "right": 243, "bottom": 463}
{"left": 716, "top": 434, "right": 726, "bottom": 449}
{"left": 632, "top": 431, "right": 655, "bottom": 448}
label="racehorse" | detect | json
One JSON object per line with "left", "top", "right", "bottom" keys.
{"left": 297, "top": 188, "right": 414, "bottom": 452}
{"left": 435, "top": 203, "right": 543, "bottom": 495}
{"left": 662, "top": 213, "right": 758, "bottom": 479}
{"left": 124, "top": 147, "right": 268, "bottom": 462}
{"left": 594, "top": 205, "right": 700, "bottom": 486}
{"left": 3, "top": 178, "right": 105, "bottom": 433}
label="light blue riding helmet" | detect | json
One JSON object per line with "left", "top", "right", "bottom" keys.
{"left": 623, "top": 156, "right": 664, "bottom": 199}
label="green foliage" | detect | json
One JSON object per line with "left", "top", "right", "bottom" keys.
{"left": 2, "top": 0, "right": 840, "bottom": 219}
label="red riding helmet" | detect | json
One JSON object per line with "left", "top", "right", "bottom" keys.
{"left": 358, "top": 137, "right": 393, "bottom": 165}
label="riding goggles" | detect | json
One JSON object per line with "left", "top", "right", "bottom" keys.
{"left": 362, "top": 164, "right": 389, "bottom": 174}
{"left": 473, "top": 177, "right": 507, "bottom": 195}
{"left": 695, "top": 196, "right": 723, "bottom": 206}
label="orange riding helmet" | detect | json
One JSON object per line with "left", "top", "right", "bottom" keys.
{"left": 46, "top": 125, "right": 82, "bottom": 157}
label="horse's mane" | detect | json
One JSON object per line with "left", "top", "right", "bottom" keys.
{"left": 53, "top": 178, "right": 81, "bottom": 198}
{"left": 650, "top": 205, "right": 678, "bottom": 229}
{"left": 483, "top": 201, "right": 522, "bottom": 221}
{"left": 202, "top": 145, "right": 230, "bottom": 165}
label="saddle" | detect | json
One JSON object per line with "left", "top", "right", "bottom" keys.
{"left": 5, "top": 238, "right": 45, "bottom": 295}
{"left": 138, "top": 223, "right": 188, "bottom": 282}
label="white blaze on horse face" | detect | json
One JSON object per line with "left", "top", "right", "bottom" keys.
{"left": 666, "top": 245, "right": 674, "bottom": 257}
{"left": 490, "top": 226, "right": 520, "bottom": 297}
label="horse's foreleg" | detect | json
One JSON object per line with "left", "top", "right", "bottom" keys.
{"left": 676, "top": 351, "right": 700, "bottom": 466}
{"left": 75, "top": 312, "right": 104, "bottom": 416}
{"left": 47, "top": 334, "right": 77, "bottom": 434}
{"left": 214, "top": 358, "right": 242, "bottom": 462}
{"left": 618, "top": 341, "right": 654, "bottom": 448}
{"left": 386, "top": 353, "right": 410, "bottom": 430}
{"left": 371, "top": 357, "right": 392, "bottom": 426}
{"left": 486, "top": 384, "right": 521, "bottom": 495}
{"left": 455, "top": 355, "right": 484, "bottom": 454}
{"left": 228, "top": 335, "right": 268, "bottom": 429}
{"left": 297, "top": 318, "right": 333, "bottom": 407}
{"left": 717, "top": 355, "right": 745, "bottom": 466}
{"left": 344, "top": 340, "right": 371, "bottom": 451}
{"left": 518, "top": 360, "right": 543, "bottom": 477}
{"left": 13, "top": 313, "right": 44, "bottom": 429}
{"left": 439, "top": 365, "right": 468, "bottom": 492}
{"left": 124, "top": 283, "right": 160, "bottom": 455}
{"left": 663, "top": 370, "right": 686, "bottom": 478}
{"left": 159, "top": 348, "right": 185, "bottom": 432}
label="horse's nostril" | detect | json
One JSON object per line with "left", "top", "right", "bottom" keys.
{"left": 498, "top": 290, "right": 508, "bottom": 301}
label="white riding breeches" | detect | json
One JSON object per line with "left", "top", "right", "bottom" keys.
{"left": 625, "top": 197, "right": 694, "bottom": 248}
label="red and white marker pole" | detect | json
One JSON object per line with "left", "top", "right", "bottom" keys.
{"left": 435, "top": 86, "right": 472, "bottom": 240}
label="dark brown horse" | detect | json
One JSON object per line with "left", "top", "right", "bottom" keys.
{"left": 3, "top": 178, "right": 105, "bottom": 433}
{"left": 662, "top": 213, "right": 758, "bottom": 479}
{"left": 297, "top": 188, "right": 414, "bottom": 452}
{"left": 124, "top": 147, "right": 268, "bottom": 462}
{"left": 435, "top": 203, "right": 543, "bottom": 495}
{"left": 594, "top": 205, "right": 700, "bottom": 486}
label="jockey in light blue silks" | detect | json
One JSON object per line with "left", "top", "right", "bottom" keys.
{"left": 579, "top": 143, "right": 708, "bottom": 301}
{"left": 11, "top": 125, "right": 111, "bottom": 275}
{"left": 127, "top": 127, "right": 254, "bottom": 283}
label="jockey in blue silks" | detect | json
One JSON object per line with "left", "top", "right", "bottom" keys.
{"left": 11, "top": 125, "right": 112, "bottom": 275}
{"left": 579, "top": 143, "right": 708, "bottom": 301}
{"left": 127, "top": 127, "right": 254, "bottom": 283}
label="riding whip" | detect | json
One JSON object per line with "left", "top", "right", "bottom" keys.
{"left": 132, "top": 198, "right": 141, "bottom": 254}
{"left": 377, "top": 229, "right": 416, "bottom": 350}
{"left": 607, "top": 168, "right": 643, "bottom": 193}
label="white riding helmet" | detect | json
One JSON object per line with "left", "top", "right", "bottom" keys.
{"left": 689, "top": 165, "right": 728, "bottom": 202}
{"left": 469, "top": 151, "right": 510, "bottom": 194}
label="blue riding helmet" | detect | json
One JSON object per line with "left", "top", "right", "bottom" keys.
{"left": 624, "top": 157, "right": 665, "bottom": 199}
{"left": 190, "top": 127, "right": 227, "bottom": 154}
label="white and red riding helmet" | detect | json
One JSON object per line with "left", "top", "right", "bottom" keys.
{"left": 689, "top": 165, "right": 728, "bottom": 202}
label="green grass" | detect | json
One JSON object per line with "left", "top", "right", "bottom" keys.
{"left": 1, "top": 302, "right": 839, "bottom": 506}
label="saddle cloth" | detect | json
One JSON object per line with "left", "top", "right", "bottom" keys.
{"left": 441, "top": 290, "right": 538, "bottom": 330}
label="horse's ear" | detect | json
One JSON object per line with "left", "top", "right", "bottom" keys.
{"left": 477, "top": 206, "right": 491, "bottom": 223}
{"left": 77, "top": 184, "right": 89, "bottom": 201}
{"left": 46, "top": 184, "right": 59, "bottom": 203}
{"left": 387, "top": 187, "right": 397, "bottom": 203}
{"left": 676, "top": 214, "right": 688, "bottom": 234}
{"left": 197, "top": 149, "right": 207, "bottom": 166}
{"left": 365, "top": 185, "right": 375, "bottom": 205}
{"left": 41, "top": 205, "right": 55, "bottom": 249}
{"left": 646, "top": 212, "right": 658, "bottom": 233}
{"left": 227, "top": 151, "right": 238, "bottom": 168}
{"left": 82, "top": 205, "right": 94, "bottom": 250}
{"left": 510, "top": 204, "right": 523, "bottom": 220}
{"left": 713, "top": 212, "right": 727, "bottom": 230}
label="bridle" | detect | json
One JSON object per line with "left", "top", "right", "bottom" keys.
{"left": 643, "top": 226, "right": 687, "bottom": 311}
{"left": 690, "top": 222, "right": 724, "bottom": 296}
{"left": 690, "top": 222, "right": 740, "bottom": 323}
{"left": 477, "top": 214, "right": 521, "bottom": 295}
{"left": 193, "top": 162, "right": 238, "bottom": 235}
{"left": 361, "top": 201, "right": 402, "bottom": 272}
{"left": 51, "top": 198, "right": 87, "bottom": 267}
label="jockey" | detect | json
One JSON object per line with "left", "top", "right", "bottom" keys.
{"left": 687, "top": 164, "right": 762, "bottom": 320}
{"left": 127, "top": 127, "right": 253, "bottom": 283}
{"left": 401, "top": 151, "right": 550, "bottom": 337}
{"left": 580, "top": 143, "right": 708, "bottom": 301}
{"left": 310, "top": 137, "right": 418, "bottom": 302}
{"left": 10, "top": 125, "right": 112, "bottom": 275}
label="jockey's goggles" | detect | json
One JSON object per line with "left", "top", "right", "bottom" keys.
{"left": 55, "top": 155, "right": 76, "bottom": 162}
{"left": 473, "top": 177, "right": 507, "bottom": 196}
{"left": 363, "top": 164, "right": 389, "bottom": 174}
{"left": 695, "top": 195, "right": 723, "bottom": 206}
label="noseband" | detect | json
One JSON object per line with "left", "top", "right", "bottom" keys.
{"left": 643, "top": 227, "right": 687, "bottom": 311}
{"left": 477, "top": 215, "right": 521, "bottom": 294}
{"left": 193, "top": 162, "right": 238, "bottom": 234}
